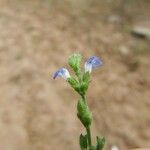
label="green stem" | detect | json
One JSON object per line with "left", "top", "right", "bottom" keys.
{"left": 81, "top": 94, "right": 92, "bottom": 149}
{"left": 81, "top": 95, "right": 86, "bottom": 103}
{"left": 86, "top": 126, "right": 92, "bottom": 148}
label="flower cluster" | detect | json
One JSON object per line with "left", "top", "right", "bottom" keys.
{"left": 53, "top": 55, "right": 102, "bottom": 80}
{"left": 53, "top": 54, "right": 102, "bottom": 97}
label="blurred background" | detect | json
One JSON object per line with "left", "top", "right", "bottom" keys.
{"left": 0, "top": 0, "right": 150, "bottom": 150}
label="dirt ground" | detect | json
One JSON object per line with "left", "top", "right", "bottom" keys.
{"left": 0, "top": 0, "right": 150, "bottom": 150}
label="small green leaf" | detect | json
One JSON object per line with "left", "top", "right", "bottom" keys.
{"left": 96, "top": 136, "right": 105, "bottom": 150}
{"left": 79, "top": 134, "right": 88, "bottom": 149}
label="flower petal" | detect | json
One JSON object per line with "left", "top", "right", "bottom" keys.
{"left": 84, "top": 56, "right": 102, "bottom": 73}
{"left": 53, "top": 68, "right": 70, "bottom": 80}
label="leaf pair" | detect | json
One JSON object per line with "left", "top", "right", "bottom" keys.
{"left": 80, "top": 135, "right": 105, "bottom": 150}
{"left": 80, "top": 134, "right": 88, "bottom": 150}
{"left": 96, "top": 136, "right": 105, "bottom": 150}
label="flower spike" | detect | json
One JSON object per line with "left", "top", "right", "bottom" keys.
{"left": 53, "top": 68, "right": 70, "bottom": 80}
{"left": 84, "top": 56, "right": 102, "bottom": 73}
{"left": 52, "top": 54, "right": 105, "bottom": 150}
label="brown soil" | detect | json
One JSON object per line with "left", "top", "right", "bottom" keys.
{"left": 0, "top": 0, "right": 150, "bottom": 150}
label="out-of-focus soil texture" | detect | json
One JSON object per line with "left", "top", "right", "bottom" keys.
{"left": 0, "top": 0, "right": 150, "bottom": 150}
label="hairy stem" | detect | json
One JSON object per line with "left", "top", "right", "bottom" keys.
{"left": 81, "top": 95, "right": 86, "bottom": 103}
{"left": 81, "top": 94, "right": 92, "bottom": 149}
{"left": 86, "top": 126, "right": 92, "bottom": 148}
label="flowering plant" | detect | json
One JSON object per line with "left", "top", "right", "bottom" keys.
{"left": 53, "top": 54, "right": 105, "bottom": 150}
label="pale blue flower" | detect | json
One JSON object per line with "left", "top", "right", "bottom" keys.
{"left": 84, "top": 56, "right": 102, "bottom": 73}
{"left": 53, "top": 68, "right": 70, "bottom": 80}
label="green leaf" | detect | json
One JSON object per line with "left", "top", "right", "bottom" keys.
{"left": 96, "top": 136, "right": 105, "bottom": 150}
{"left": 77, "top": 99, "right": 92, "bottom": 127}
{"left": 79, "top": 134, "right": 88, "bottom": 149}
{"left": 77, "top": 99, "right": 87, "bottom": 115}
{"left": 68, "top": 53, "right": 82, "bottom": 73}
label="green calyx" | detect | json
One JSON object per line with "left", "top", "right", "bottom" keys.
{"left": 67, "top": 53, "right": 91, "bottom": 97}
{"left": 67, "top": 72, "right": 90, "bottom": 97}
{"left": 68, "top": 53, "right": 82, "bottom": 75}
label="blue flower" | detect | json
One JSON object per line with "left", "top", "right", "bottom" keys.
{"left": 84, "top": 56, "right": 102, "bottom": 73}
{"left": 53, "top": 68, "right": 70, "bottom": 80}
